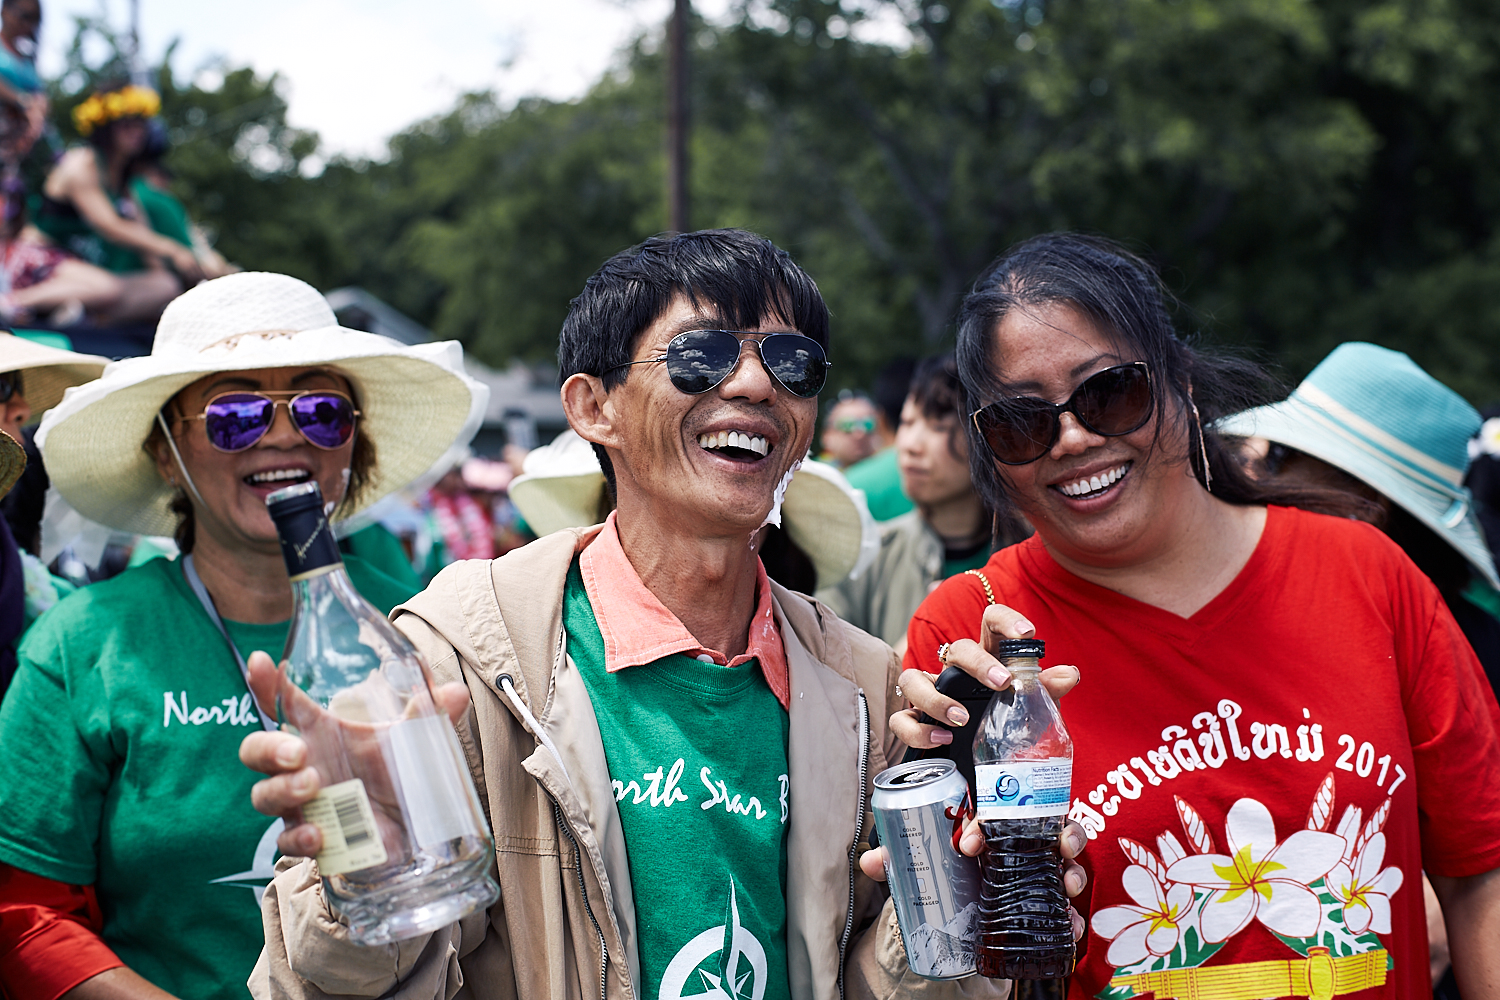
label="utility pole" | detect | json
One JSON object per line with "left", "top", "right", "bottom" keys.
{"left": 667, "top": 0, "right": 690, "bottom": 234}
{"left": 128, "top": 0, "right": 146, "bottom": 83}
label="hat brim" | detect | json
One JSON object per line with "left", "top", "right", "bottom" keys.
{"left": 1220, "top": 401, "right": 1500, "bottom": 590}
{"left": 37, "top": 329, "right": 487, "bottom": 536}
{"left": 782, "top": 459, "right": 878, "bottom": 587}
{"left": 0, "top": 429, "right": 24, "bottom": 498}
{"left": 0, "top": 333, "right": 109, "bottom": 420}
{"left": 508, "top": 438, "right": 876, "bottom": 589}
{"left": 509, "top": 473, "right": 607, "bottom": 539}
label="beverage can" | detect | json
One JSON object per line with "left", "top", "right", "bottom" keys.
{"left": 872, "top": 758, "right": 981, "bottom": 980}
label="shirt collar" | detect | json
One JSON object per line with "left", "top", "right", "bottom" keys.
{"left": 578, "top": 511, "right": 790, "bottom": 709}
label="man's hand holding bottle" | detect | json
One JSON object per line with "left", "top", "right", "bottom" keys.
{"left": 238, "top": 650, "right": 472, "bottom": 860}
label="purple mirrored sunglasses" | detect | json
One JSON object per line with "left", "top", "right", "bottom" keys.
{"left": 183, "top": 390, "right": 361, "bottom": 453}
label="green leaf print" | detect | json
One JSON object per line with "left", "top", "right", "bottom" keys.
{"left": 1095, "top": 899, "right": 1225, "bottom": 999}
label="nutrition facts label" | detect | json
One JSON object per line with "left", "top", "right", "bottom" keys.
{"left": 975, "top": 760, "right": 1072, "bottom": 819}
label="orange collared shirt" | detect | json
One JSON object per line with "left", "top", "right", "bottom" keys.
{"left": 578, "top": 511, "right": 790, "bottom": 710}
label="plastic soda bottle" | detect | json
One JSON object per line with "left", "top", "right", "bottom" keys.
{"left": 971, "top": 638, "right": 1075, "bottom": 979}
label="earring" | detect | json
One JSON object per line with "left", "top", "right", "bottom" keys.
{"left": 1189, "top": 398, "right": 1213, "bottom": 493}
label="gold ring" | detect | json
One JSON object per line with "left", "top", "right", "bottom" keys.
{"left": 937, "top": 642, "right": 952, "bottom": 667}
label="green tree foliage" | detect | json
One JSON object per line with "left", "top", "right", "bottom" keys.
{"left": 40, "top": 1, "right": 1500, "bottom": 401}
{"left": 373, "top": 87, "right": 665, "bottom": 363}
{"left": 694, "top": 0, "right": 1500, "bottom": 398}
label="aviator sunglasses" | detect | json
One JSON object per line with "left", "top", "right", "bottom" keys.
{"left": 971, "top": 362, "right": 1154, "bottom": 465}
{"left": 606, "top": 329, "right": 830, "bottom": 398}
{"left": 183, "top": 389, "right": 361, "bottom": 453}
{"left": 833, "top": 415, "right": 877, "bottom": 435}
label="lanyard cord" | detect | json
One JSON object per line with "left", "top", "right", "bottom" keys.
{"left": 182, "top": 554, "right": 279, "bottom": 732}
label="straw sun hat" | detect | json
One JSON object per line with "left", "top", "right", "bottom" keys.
{"left": 36, "top": 272, "right": 488, "bottom": 537}
{"left": 509, "top": 429, "right": 879, "bottom": 590}
{"left": 0, "top": 430, "right": 24, "bottom": 498}
{"left": 0, "top": 332, "right": 108, "bottom": 421}
{"left": 1218, "top": 341, "right": 1499, "bottom": 590}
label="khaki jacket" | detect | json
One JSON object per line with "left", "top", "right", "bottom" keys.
{"left": 251, "top": 527, "right": 1004, "bottom": 1000}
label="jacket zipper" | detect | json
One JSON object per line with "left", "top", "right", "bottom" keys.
{"left": 495, "top": 660, "right": 610, "bottom": 1000}
{"left": 554, "top": 799, "right": 610, "bottom": 1000}
{"left": 836, "top": 689, "right": 871, "bottom": 1000}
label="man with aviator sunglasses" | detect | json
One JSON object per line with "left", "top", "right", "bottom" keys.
{"left": 244, "top": 229, "right": 1085, "bottom": 1000}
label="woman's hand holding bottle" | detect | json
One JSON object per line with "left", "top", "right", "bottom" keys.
{"left": 866, "top": 601, "right": 1088, "bottom": 944}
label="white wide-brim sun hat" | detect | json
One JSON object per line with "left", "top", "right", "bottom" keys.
{"left": 36, "top": 271, "right": 489, "bottom": 537}
{"left": 1219, "top": 341, "right": 1499, "bottom": 590}
{"left": 509, "top": 429, "right": 879, "bottom": 590}
{"left": 0, "top": 332, "right": 108, "bottom": 422}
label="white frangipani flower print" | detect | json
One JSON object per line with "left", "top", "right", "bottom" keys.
{"left": 1166, "top": 798, "right": 1344, "bottom": 942}
{"left": 1091, "top": 865, "right": 1194, "bottom": 966}
{"left": 1326, "top": 832, "right": 1403, "bottom": 935}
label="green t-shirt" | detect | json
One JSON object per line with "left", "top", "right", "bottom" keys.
{"left": 844, "top": 447, "right": 913, "bottom": 522}
{"left": 564, "top": 562, "right": 792, "bottom": 1000}
{"left": 339, "top": 522, "right": 423, "bottom": 592}
{"left": 940, "top": 542, "right": 992, "bottom": 581}
{"left": 130, "top": 176, "right": 194, "bottom": 249}
{"left": 0, "top": 554, "right": 416, "bottom": 1000}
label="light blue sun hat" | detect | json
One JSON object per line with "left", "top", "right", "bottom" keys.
{"left": 1218, "top": 341, "right": 1499, "bottom": 590}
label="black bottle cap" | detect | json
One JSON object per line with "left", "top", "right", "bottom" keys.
{"left": 996, "top": 638, "right": 1045, "bottom": 660}
{"left": 266, "top": 482, "right": 342, "bottom": 580}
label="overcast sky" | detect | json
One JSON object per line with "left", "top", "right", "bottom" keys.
{"left": 37, "top": 0, "right": 731, "bottom": 158}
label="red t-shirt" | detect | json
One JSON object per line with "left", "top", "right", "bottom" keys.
{"left": 905, "top": 506, "right": 1500, "bottom": 1000}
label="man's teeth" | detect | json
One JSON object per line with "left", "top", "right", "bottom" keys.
{"left": 1059, "top": 464, "right": 1128, "bottom": 497}
{"left": 697, "top": 431, "right": 769, "bottom": 456}
{"left": 247, "top": 469, "right": 310, "bottom": 484}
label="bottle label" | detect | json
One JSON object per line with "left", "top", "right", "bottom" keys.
{"left": 974, "top": 759, "right": 1072, "bottom": 819}
{"left": 387, "top": 716, "right": 481, "bottom": 849}
{"left": 306, "top": 778, "right": 389, "bottom": 876}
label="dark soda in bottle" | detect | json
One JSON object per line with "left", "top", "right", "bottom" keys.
{"left": 971, "top": 638, "right": 1075, "bottom": 979}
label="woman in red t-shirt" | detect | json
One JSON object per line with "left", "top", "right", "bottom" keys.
{"left": 896, "top": 233, "right": 1500, "bottom": 1000}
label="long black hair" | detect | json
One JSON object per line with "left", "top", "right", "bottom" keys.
{"left": 954, "top": 233, "right": 1374, "bottom": 520}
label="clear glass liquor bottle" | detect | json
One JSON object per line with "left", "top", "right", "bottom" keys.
{"left": 267, "top": 482, "right": 498, "bottom": 945}
{"left": 971, "top": 638, "right": 1075, "bottom": 980}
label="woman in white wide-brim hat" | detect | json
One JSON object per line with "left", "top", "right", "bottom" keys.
{"left": 0, "top": 332, "right": 109, "bottom": 659}
{"left": 0, "top": 329, "right": 108, "bottom": 535}
{"left": 0, "top": 272, "right": 486, "bottom": 1000}
{"left": 0, "top": 330, "right": 109, "bottom": 430}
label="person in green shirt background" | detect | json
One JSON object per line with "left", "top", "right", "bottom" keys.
{"left": 817, "top": 390, "right": 882, "bottom": 469}
{"left": 842, "top": 356, "right": 915, "bottom": 522}
{"left": 127, "top": 118, "right": 237, "bottom": 283}
{"left": 820, "top": 353, "right": 1028, "bottom": 653}
{"left": 32, "top": 82, "right": 205, "bottom": 325}
{"left": 0, "top": 332, "right": 112, "bottom": 706}
{"left": 0, "top": 271, "right": 487, "bottom": 1000}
